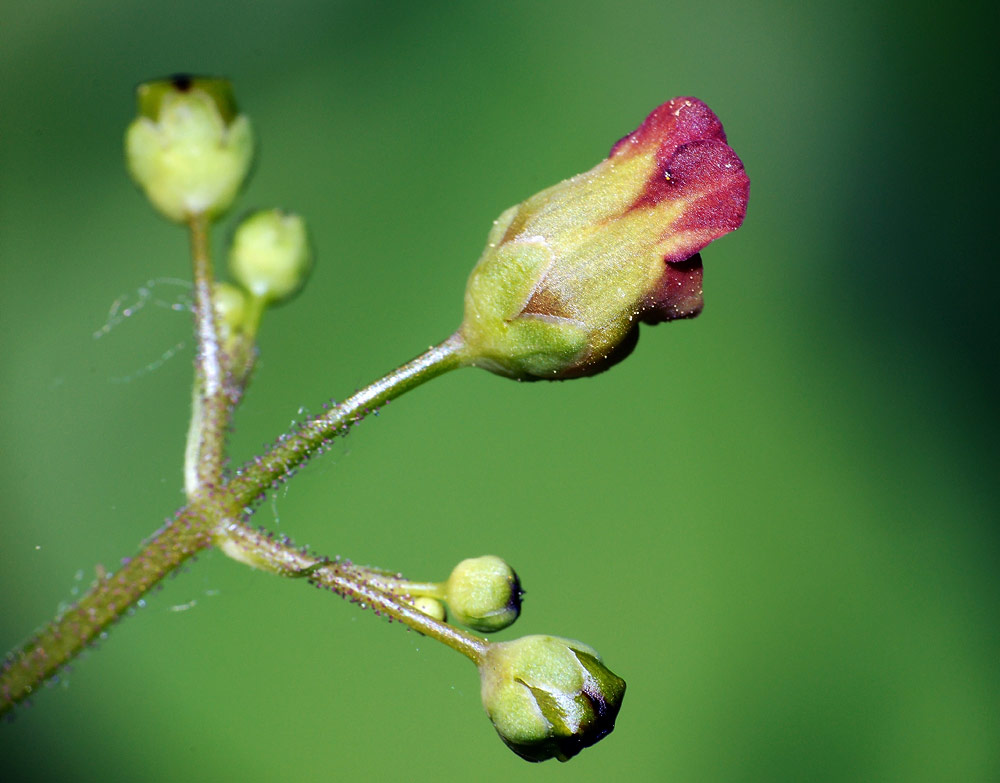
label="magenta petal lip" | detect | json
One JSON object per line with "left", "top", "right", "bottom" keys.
{"left": 610, "top": 97, "right": 726, "bottom": 161}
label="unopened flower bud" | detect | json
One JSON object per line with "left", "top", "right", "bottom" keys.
{"left": 228, "top": 209, "right": 312, "bottom": 305}
{"left": 125, "top": 75, "right": 254, "bottom": 223}
{"left": 445, "top": 555, "right": 521, "bottom": 633}
{"left": 479, "top": 635, "right": 626, "bottom": 762}
{"left": 410, "top": 596, "right": 447, "bottom": 622}
{"left": 458, "top": 97, "right": 749, "bottom": 379}
{"left": 212, "top": 281, "right": 248, "bottom": 346}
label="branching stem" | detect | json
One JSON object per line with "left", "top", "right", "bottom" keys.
{"left": 222, "top": 522, "right": 488, "bottom": 663}
{"left": 1, "top": 334, "right": 470, "bottom": 715}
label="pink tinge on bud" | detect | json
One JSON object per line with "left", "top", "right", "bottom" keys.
{"left": 610, "top": 97, "right": 726, "bottom": 168}
{"left": 659, "top": 139, "right": 748, "bottom": 239}
{"left": 616, "top": 97, "right": 747, "bottom": 230}
{"left": 644, "top": 253, "right": 704, "bottom": 325}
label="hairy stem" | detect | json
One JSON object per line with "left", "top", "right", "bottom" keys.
{"left": 336, "top": 568, "right": 445, "bottom": 600}
{"left": 0, "top": 502, "right": 488, "bottom": 717}
{"left": 226, "top": 333, "right": 466, "bottom": 508}
{"left": 0, "top": 506, "right": 215, "bottom": 715}
{"left": 2, "top": 337, "right": 469, "bottom": 713}
{"left": 222, "top": 522, "right": 488, "bottom": 663}
{"left": 187, "top": 215, "right": 229, "bottom": 495}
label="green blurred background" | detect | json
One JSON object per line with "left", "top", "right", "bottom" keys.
{"left": 1, "top": 1, "right": 996, "bottom": 780}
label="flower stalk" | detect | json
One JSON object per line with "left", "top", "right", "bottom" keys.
{"left": 186, "top": 213, "right": 230, "bottom": 496}
{"left": 225, "top": 333, "right": 466, "bottom": 507}
{"left": 220, "top": 522, "right": 490, "bottom": 662}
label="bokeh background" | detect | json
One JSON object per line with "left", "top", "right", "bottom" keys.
{"left": 1, "top": 1, "right": 996, "bottom": 781}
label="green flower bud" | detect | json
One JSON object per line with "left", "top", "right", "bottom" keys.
{"left": 410, "top": 596, "right": 447, "bottom": 622}
{"left": 458, "top": 98, "right": 748, "bottom": 380}
{"left": 212, "top": 281, "right": 248, "bottom": 346}
{"left": 125, "top": 75, "right": 254, "bottom": 223}
{"left": 479, "top": 635, "right": 626, "bottom": 762}
{"left": 445, "top": 555, "right": 521, "bottom": 633}
{"left": 228, "top": 209, "right": 313, "bottom": 305}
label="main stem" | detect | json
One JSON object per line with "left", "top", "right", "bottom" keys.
{"left": 0, "top": 506, "right": 214, "bottom": 714}
{"left": 187, "top": 214, "right": 228, "bottom": 495}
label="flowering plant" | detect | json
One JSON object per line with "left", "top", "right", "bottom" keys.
{"left": 1, "top": 77, "right": 747, "bottom": 762}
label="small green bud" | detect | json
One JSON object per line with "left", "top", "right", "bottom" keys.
{"left": 410, "top": 596, "right": 447, "bottom": 622}
{"left": 479, "top": 635, "right": 626, "bottom": 762}
{"left": 212, "top": 281, "right": 248, "bottom": 346}
{"left": 444, "top": 555, "right": 521, "bottom": 633}
{"left": 125, "top": 75, "right": 254, "bottom": 223}
{"left": 228, "top": 209, "right": 313, "bottom": 305}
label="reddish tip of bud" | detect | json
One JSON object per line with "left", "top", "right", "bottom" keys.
{"left": 620, "top": 103, "right": 749, "bottom": 301}
{"left": 621, "top": 98, "right": 748, "bottom": 218}
{"left": 609, "top": 97, "right": 726, "bottom": 162}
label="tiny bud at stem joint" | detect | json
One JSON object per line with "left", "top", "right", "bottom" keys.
{"left": 444, "top": 555, "right": 522, "bottom": 633}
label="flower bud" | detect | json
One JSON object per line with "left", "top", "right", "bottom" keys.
{"left": 444, "top": 555, "right": 521, "bottom": 633}
{"left": 458, "top": 97, "right": 749, "bottom": 379}
{"left": 479, "top": 635, "right": 626, "bottom": 762}
{"left": 212, "top": 281, "right": 248, "bottom": 346}
{"left": 410, "top": 596, "right": 447, "bottom": 622}
{"left": 125, "top": 75, "right": 254, "bottom": 223}
{"left": 228, "top": 209, "right": 313, "bottom": 305}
